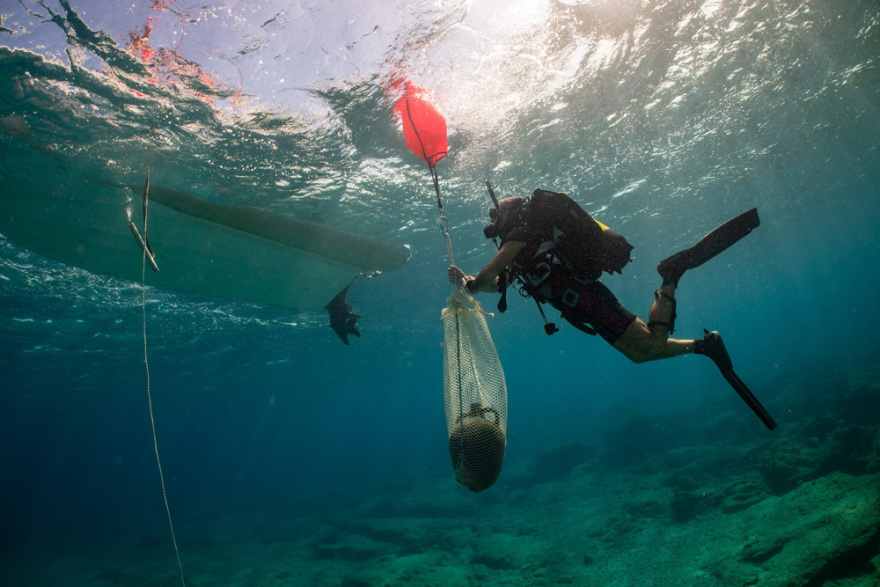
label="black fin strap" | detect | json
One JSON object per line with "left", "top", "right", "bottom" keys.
{"left": 654, "top": 290, "right": 678, "bottom": 334}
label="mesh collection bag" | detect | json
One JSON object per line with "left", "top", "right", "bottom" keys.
{"left": 442, "top": 290, "right": 508, "bottom": 492}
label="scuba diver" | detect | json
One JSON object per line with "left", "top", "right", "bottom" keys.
{"left": 448, "top": 187, "right": 776, "bottom": 430}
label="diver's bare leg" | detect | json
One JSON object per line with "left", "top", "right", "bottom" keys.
{"left": 612, "top": 285, "right": 695, "bottom": 363}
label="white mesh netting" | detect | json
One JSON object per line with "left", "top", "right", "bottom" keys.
{"left": 442, "top": 290, "right": 508, "bottom": 492}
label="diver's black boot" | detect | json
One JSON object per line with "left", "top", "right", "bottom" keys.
{"left": 693, "top": 329, "right": 733, "bottom": 372}
{"left": 657, "top": 252, "right": 689, "bottom": 288}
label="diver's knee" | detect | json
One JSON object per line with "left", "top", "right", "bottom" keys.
{"left": 627, "top": 352, "right": 651, "bottom": 364}
{"left": 625, "top": 337, "right": 671, "bottom": 363}
{"left": 614, "top": 340, "right": 652, "bottom": 364}
{"left": 630, "top": 346, "right": 664, "bottom": 364}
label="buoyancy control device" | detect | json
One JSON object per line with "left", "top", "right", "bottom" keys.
{"left": 522, "top": 189, "right": 633, "bottom": 279}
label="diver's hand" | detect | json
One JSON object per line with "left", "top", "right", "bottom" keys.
{"left": 448, "top": 265, "right": 467, "bottom": 287}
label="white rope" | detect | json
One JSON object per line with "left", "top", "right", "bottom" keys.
{"left": 139, "top": 177, "right": 186, "bottom": 587}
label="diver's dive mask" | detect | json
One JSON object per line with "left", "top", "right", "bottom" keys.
{"left": 483, "top": 207, "right": 502, "bottom": 239}
{"left": 483, "top": 197, "right": 524, "bottom": 240}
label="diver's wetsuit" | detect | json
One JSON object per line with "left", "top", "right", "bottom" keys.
{"left": 503, "top": 213, "right": 636, "bottom": 344}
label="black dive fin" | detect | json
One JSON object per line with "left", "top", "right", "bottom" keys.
{"left": 659, "top": 208, "right": 759, "bottom": 286}
{"left": 696, "top": 330, "right": 776, "bottom": 430}
{"left": 682, "top": 208, "right": 759, "bottom": 267}
{"left": 719, "top": 367, "right": 777, "bottom": 431}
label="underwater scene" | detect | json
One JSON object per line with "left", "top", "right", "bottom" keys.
{"left": 2, "top": 0, "right": 879, "bottom": 585}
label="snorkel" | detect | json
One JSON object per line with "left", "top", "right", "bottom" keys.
{"left": 486, "top": 180, "right": 501, "bottom": 209}
{"left": 483, "top": 181, "right": 502, "bottom": 239}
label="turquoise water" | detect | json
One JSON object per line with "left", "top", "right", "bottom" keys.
{"left": 2, "top": 1, "right": 880, "bottom": 585}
